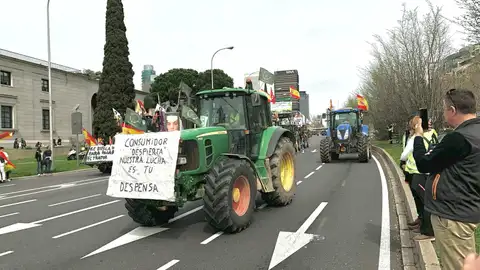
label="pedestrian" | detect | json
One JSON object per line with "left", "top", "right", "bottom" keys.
{"left": 35, "top": 147, "right": 43, "bottom": 176}
{"left": 413, "top": 88, "right": 480, "bottom": 270}
{"left": 400, "top": 116, "right": 435, "bottom": 241}
{"left": 43, "top": 146, "right": 52, "bottom": 175}
{"left": 0, "top": 147, "right": 11, "bottom": 182}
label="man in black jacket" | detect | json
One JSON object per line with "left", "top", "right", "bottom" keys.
{"left": 413, "top": 88, "right": 480, "bottom": 270}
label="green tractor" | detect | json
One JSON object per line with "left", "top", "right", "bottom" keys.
{"left": 125, "top": 88, "right": 297, "bottom": 233}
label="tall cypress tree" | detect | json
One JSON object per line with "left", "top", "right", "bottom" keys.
{"left": 93, "top": 0, "right": 135, "bottom": 139}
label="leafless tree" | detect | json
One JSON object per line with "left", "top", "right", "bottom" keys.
{"left": 456, "top": 0, "right": 480, "bottom": 43}
{"left": 359, "top": 4, "right": 453, "bottom": 137}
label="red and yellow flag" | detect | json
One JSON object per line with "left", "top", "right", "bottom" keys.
{"left": 289, "top": 86, "right": 300, "bottom": 99}
{"left": 0, "top": 151, "right": 15, "bottom": 170}
{"left": 356, "top": 94, "right": 369, "bottom": 111}
{"left": 82, "top": 128, "right": 98, "bottom": 146}
{"left": 121, "top": 123, "right": 144, "bottom": 134}
{"left": 0, "top": 131, "right": 14, "bottom": 140}
{"left": 135, "top": 100, "right": 146, "bottom": 114}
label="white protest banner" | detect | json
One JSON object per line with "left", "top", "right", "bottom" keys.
{"left": 85, "top": 145, "right": 115, "bottom": 163}
{"left": 106, "top": 131, "right": 180, "bottom": 202}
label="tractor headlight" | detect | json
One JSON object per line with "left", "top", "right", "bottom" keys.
{"left": 177, "top": 156, "right": 187, "bottom": 165}
{"left": 337, "top": 129, "right": 342, "bottom": 139}
{"left": 344, "top": 129, "right": 349, "bottom": 139}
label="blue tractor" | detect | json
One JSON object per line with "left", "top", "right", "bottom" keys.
{"left": 319, "top": 107, "right": 372, "bottom": 163}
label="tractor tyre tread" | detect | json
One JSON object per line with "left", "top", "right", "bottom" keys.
{"left": 358, "top": 136, "right": 369, "bottom": 163}
{"left": 261, "top": 137, "right": 297, "bottom": 206}
{"left": 125, "top": 199, "right": 178, "bottom": 226}
{"left": 203, "top": 157, "right": 256, "bottom": 234}
{"left": 320, "top": 138, "right": 332, "bottom": 163}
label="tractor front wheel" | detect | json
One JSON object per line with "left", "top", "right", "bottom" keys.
{"left": 320, "top": 137, "right": 332, "bottom": 163}
{"left": 262, "top": 137, "right": 296, "bottom": 206}
{"left": 203, "top": 157, "right": 256, "bottom": 233}
{"left": 358, "top": 136, "right": 370, "bottom": 163}
{"left": 125, "top": 199, "right": 178, "bottom": 226}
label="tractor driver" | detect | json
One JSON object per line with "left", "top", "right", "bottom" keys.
{"left": 227, "top": 102, "right": 245, "bottom": 129}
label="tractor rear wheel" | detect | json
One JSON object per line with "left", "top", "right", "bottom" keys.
{"left": 203, "top": 157, "right": 256, "bottom": 233}
{"left": 358, "top": 135, "right": 369, "bottom": 163}
{"left": 125, "top": 199, "right": 178, "bottom": 226}
{"left": 262, "top": 137, "right": 296, "bottom": 206}
{"left": 320, "top": 137, "right": 332, "bottom": 163}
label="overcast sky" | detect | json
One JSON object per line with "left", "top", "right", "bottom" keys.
{"left": 0, "top": 0, "right": 466, "bottom": 116}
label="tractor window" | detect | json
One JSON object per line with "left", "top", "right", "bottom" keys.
{"left": 198, "top": 96, "right": 246, "bottom": 129}
{"left": 333, "top": 112, "right": 357, "bottom": 127}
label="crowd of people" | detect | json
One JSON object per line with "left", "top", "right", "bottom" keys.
{"left": 399, "top": 88, "right": 480, "bottom": 270}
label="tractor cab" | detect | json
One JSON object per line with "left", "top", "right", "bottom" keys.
{"left": 196, "top": 88, "right": 271, "bottom": 160}
{"left": 322, "top": 108, "right": 363, "bottom": 140}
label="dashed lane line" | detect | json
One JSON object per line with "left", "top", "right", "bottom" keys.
{"left": 315, "top": 163, "right": 324, "bottom": 170}
{"left": 297, "top": 180, "right": 303, "bottom": 185}
{"left": 304, "top": 172, "right": 314, "bottom": 179}
{"left": 48, "top": 194, "right": 102, "bottom": 207}
{"left": 0, "top": 212, "right": 19, "bottom": 219}
{"left": 0, "top": 179, "right": 107, "bottom": 201}
{"left": 0, "top": 250, "right": 13, "bottom": 257}
{"left": 53, "top": 215, "right": 125, "bottom": 239}
{"left": 0, "top": 199, "right": 37, "bottom": 208}
{"left": 0, "top": 184, "right": 16, "bottom": 188}
{"left": 201, "top": 231, "right": 224, "bottom": 245}
{"left": 34, "top": 200, "right": 120, "bottom": 224}
{"left": 157, "top": 259, "right": 180, "bottom": 270}
{"left": 0, "top": 177, "right": 107, "bottom": 196}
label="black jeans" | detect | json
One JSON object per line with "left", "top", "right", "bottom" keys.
{"left": 405, "top": 172, "right": 422, "bottom": 219}
{"left": 411, "top": 174, "right": 434, "bottom": 236}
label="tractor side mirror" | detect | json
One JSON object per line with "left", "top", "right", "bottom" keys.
{"left": 321, "top": 113, "right": 326, "bottom": 119}
{"left": 251, "top": 93, "right": 262, "bottom": 107}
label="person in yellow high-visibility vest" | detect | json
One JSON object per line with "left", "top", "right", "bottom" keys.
{"left": 422, "top": 118, "right": 438, "bottom": 147}
{"left": 400, "top": 116, "right": 435, "bottom": 241}
{"left": 227, "top": 105, "right": 244, "bottom": 129}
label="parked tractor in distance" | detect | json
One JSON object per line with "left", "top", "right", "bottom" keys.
{"left": 319, "top": 107, "right": 371, "bottom": 163}
{"left": 125, "top": 88, "right": 297, "bottom": 234}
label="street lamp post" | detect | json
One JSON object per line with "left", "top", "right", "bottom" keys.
{"left": 210, "top": 46, "right": 234, "bottom": 89}
{"left": 47, "top": 0, "right": 54, "bottom": 170}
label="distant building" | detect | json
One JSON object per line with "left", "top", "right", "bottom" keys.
{"left": 141, "top": 65, "right": 157, "bottom": 91}
{"left": 299, "top": 91, "right": 310, "bottom": 119}
{"left": 0, "top": 48, "right": 146, "bottom": 146}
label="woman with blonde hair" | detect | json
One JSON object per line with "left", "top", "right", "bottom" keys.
{"left": 400, "top": 116, "right": 435, "bottom": 241}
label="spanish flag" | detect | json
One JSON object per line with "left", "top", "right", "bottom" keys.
{"left": 356, "top": 94, "right": 369, "bottom": 111}
{"left": 82, "top": 128, "right": 98, "bottom": 146}
{"left": 0, "top": 152, "right": 15, "bottom": 171}
{"left": 121, "top": 123, "right": 144, "bottom": 134}
{"left": 289, "top": 86, "right": 300, "bottom": 99}
{"left": 0, "top": 131, "right": 14, "bottom": 140}
{"left": 135, "top": 100, "right": 146, "bottom": 115}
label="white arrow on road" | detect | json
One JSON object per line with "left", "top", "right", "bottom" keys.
{"left": 268, "top": 202, "right": 328, "bottom": 269}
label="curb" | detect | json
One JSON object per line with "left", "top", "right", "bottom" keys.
{"left": 10, "top": 168, "right": 97, "bottom": 181}
{"left": 372, "top": 145, "right": 441, "bottom": 270}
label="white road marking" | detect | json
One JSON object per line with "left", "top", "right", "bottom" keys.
{"left": 53, "top": 215, "right": 124, "bottom": 239}
{"left": 0, "top": 199, "right": 37, "bottom": 208}
{"left": 0, "top": 200, "right": 121, "bottom": 236}
{"left": 315, "top": 164, "right": 323, "bottom": 170}
{"left": 341, "top": 179, "right": 346, "bottom": 187}
{"left": 0, "top": 176, "right": 107, "bottom": 196}
{"left": 304, "top": 172, "right": 314, "bottom": 179}
{"left": 0, "top": 250, "right": 13, "bottom": 257}
{"left": 82, "top": 205, "right": 203, "bottom": 258}
{"left": 257, "top": 203, "right": 268, "bottom": 210}
{"left": 0, "top": 212, "right": 19, "bottom": 219}
{"left": 82, "top": 226, "right": 169, "bottom": 259}
{"left": 372, "top": 156, "right": 391, "bottom": 270}
{"left": 0, "top": 184, "right": 15, "bottom": 188}
{"left": 168, "top": 206, "right": 203, "bottom": 223}
{"left": 0, "top": 179, "right": 107, "bottom": 201}
{"left": 200, "top": 231, "right": 224, "bottom": 244}
{"left": 268, "top": 202, "right": 328, "bottom": 269}
{"left": 33, "top": 200, "right": 120, "bottom": 224}
{"left": 48, "top": 194, "right": 102, "bottom": 207}
{"left": 311, "top": 149, "right": 317, "bottom": 153}
{"left": 59, "top": 183, "right": 75, "bottom": 188}
{"left": 296, "top": 180, "right": 303, "bottom": 185}
{"left": 157, "top": 259, "right": 180, "bottom": 270}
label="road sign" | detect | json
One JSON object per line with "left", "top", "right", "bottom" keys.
{"left": 71, "top": 112, "right": 83, "bottom": 135}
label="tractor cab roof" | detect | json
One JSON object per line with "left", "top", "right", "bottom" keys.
{"left": 331, "top": 107, "right": 361, "bottom": 114}
{"left": 196, "top": 87, "right": 270, "bottom": 99}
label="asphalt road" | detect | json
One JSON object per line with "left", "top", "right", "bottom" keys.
{"left": 0, "top": 136, "right": 402, "bottom": 270}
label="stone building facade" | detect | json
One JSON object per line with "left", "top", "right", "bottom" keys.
{"left": 0, "top": 48, "right": 146, "bottom": 147}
